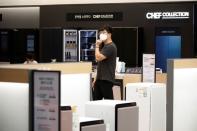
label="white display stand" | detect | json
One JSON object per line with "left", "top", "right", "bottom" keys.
{"left": 61, "top": 73, "right": 91, "bottom": 116}
{"left": 85, "top": 100, "right": 138, "bottom": 131}
{"left": 126, "top": 82, "right": 166, "bottom": 131}
{"left": 0, "top": 82, "right": 29, "bottom": 131}
{"left": 167, "top": 59, "right": 197, "bottom": 131}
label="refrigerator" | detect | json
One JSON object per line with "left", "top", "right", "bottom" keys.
{"left": 125, "top": 83, "right": 166, "bottom": 131}
{"left": 85, "top": 100, "right": 139, "bottom": 131}
{"left": 155, "top": 35, "right": 181, "bottom": 72}
{"left": 78, "top": 30, "right": 97, "bottom": 63}
{"left": 63, "top": 29, "right": 78, "bottom": 62}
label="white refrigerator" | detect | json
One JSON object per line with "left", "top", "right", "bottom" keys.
{"left": 126, "top": 82, "right": 166, "bottom": 131}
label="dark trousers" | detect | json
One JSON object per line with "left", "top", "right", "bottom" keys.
{"left": 93, "top": 80, "right": 114, "bottom": 100}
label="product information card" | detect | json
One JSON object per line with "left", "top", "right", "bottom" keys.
{"left": 142, "top": 54, "right": 155, "bottom": 83}
{"left": 31, "top": 70, "right": 60, "bottom": 131}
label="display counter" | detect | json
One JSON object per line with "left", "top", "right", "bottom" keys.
{"left": 0, "top": 62, "right": 92, "bottom": 131}
{"left": 85, "top": 100, "right": 138, "bottom": 131}
{"left": 92, "top": 72, "right": 166, "bottom": 86}
{"left": 0, "top": 62, "right": 92, "bottom": 115}
{"left": 92, "top": 72, "right": 166, "bottom": 99}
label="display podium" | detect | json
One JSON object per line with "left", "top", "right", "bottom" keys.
{"left": 80, "top": 117, "right": 106, "bottom": 131}
{"left": 61, "top": 106, "right": 72, "bottom": 131}
{"left": 0, "top": 82, "right": 29, "bottom": 131}
{"left": 85, "top": 100, "right": 138, "bottom": 131}
{"left": 126, "top": 83, "right": 166, "bottom": 131}
{"left": 167, "top": 59, "right": 197, "bottom": 131}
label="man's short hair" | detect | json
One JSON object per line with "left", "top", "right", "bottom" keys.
{"left": 98, "top": 25, "right": 113, "bottom": 34}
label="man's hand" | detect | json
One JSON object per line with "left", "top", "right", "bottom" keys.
{"left": 96, "top": 39, "right": 102, "bottom": 47}
{"left": 92, "top": 79, "right": 96, "bottom": 89}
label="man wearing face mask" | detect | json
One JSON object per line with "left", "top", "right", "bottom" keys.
{"left": 93, "top": 25, "right": 117, "bottom": 100}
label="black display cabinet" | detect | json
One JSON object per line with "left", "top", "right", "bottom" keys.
{"left": 39, "top": 28, "right": 63, "bottom": 62}
{"left": 0, "top": 29, "right": 11, "bottom": 62}
{"left": 194, "top": 4, "right": 197, "bottom": 57}
{"left": 0, "top": 29, "right": 39, "bottom": 63}
{"left": 112, "top": 27, "right": 143, "bottom": 67}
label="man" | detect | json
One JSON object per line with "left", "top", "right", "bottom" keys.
{"left": 93, "top": 25, "right": 117, "bottom": 100}
{"left": 24, "top": 53, "right": 38, "bottom": 64}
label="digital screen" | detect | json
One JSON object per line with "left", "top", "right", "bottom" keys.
{"left": 27, "top": 35, "right": 35, "bottom": 52}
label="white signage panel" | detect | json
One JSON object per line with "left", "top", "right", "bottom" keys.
{"left": 31, "top": 70, "right": 60, "bottom": 131}
{"left": 142, "top": 54, "right": 155, "bottom": 82}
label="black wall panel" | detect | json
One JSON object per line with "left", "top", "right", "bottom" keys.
{"left": 194, "top": 4, "right": 197, "bottom": 57}
{"left": 112, "top": 27, "right": 143, "bottom": 67}
{"left": 39, "top": 28, "right": 63, "bottom": 62}
{"left": 0, "top": 30, "right": 11, "bottom": 61}
{"left": 0, "top": 29, "right": 39, "bottom": 63}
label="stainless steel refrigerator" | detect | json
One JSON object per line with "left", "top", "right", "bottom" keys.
{"left": 63, "top": 29, "right": 78, "bottom": 62}
{"left": 78, "top": 30, "right": 97, "bottom": 63}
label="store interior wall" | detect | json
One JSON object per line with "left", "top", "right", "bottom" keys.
{"left": 0, "top": 7, "right": 39, "bottom": 29}
{"left": 39, "top": 3, "right": 194, "bottom": 58}
{"left": 0, "top": 0, "right": 196, "bottom": 6}
{"left": 0, "top": 2, "right": 196, "bottom": 65}
{"left": 0, "top": 7, "right": 39, "bottom": 63}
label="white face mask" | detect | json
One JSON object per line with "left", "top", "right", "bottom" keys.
{"left": 99, "top": 33, "right": 107, "bottom": 41}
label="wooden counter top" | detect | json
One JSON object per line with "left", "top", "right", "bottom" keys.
{"left": 92, "top": 72, "right": 166, "bottom": 86}
{"left": 0, "top": 62, "right": 92, "bottom": 83}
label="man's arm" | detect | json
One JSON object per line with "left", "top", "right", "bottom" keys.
{"left": 95, "top": 40, "right": 106, "bottom": 62}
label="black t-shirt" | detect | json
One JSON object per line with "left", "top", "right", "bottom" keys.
{"left": 96, "top": 42, "right": 117, "bottom": 83}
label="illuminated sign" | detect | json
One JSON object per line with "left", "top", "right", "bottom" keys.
{"left": 67, "top": 12, "right": 123, "bottom": 21}
{"left": 146, "top": 12, "right": 190, "bottom": 20}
